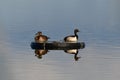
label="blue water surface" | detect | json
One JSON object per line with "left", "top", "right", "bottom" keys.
{"left": 0, "top": 0, "right": 120, "bottom": 80}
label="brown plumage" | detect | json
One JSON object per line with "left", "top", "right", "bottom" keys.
{"left": 34, "top": 31, "right": 50, "bottom": 43}
{"left": 35, "top": 49, "right": 48, "bottom": 59}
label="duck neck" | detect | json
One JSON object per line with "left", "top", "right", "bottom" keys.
{"left": 74, "top": 32, "right": 78, "bottom": 39}
{"left": 74, "top": 50, "right": 80, "bottom": 61}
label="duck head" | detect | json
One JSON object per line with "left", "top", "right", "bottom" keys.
{"left": 74, "top": 29, "right": 80, "bottom": 33}
{"left": 35, "top": 31, "right": 42, "bottom": 36}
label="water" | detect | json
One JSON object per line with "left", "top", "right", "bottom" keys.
{"left": 0, "top": 0, "right": 120, "bottom": 80}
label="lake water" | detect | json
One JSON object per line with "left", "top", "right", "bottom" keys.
{"left": 0, "top": 0, "right": 120, "bottom": 80}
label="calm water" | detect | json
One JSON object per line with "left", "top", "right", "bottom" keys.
{"left": 1, "top": 0, "right": 120, "bottom": 80}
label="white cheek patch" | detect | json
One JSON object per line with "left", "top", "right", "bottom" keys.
{"left": 66, "top": 37, "right": 77, "bottom": 42}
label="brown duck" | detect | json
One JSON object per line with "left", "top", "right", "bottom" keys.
{"left": 34, "top": 31, "right": 50, "bottom": 43}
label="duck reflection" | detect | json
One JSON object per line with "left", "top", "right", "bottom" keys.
{"left": 34, "top": 49, "right": 81, "bottom": 60}
{"left": 34, "top": 49, "right": 81, "bottom": 61}
{"left": 34, "top": 49, "right": 49, "bottom": 59}
{"left": 64, "top": 49, "right": 81, "bottom": 61}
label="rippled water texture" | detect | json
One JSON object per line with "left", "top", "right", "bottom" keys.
{"left": 0, "top": 0, "right": 120, "bottom": 80}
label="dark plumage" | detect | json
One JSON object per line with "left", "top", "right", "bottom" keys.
{"left": 64, "top": 49, "right": 80, "bottom": 61}
{"left": 64, "top": 29, "right": 80, "bottom": 42}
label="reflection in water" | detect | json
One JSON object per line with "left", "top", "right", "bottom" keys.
{"left": 34, "top": 49, "right": 49, "bottom": 59}
{"left": 32, "top": 27, "right": 85, "bottom": 61}
{"left": 64, "top": 49, "right": 80, "bottom": 61}
{"left": 34, "top": 49, "right": 81, "bottom": 61}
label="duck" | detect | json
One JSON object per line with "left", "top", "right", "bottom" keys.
{"left": 34, "top": 31, "right": 50, "bottom": 43}
{"left": 64, "top": 29, "right": 80, "bottom": 42}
